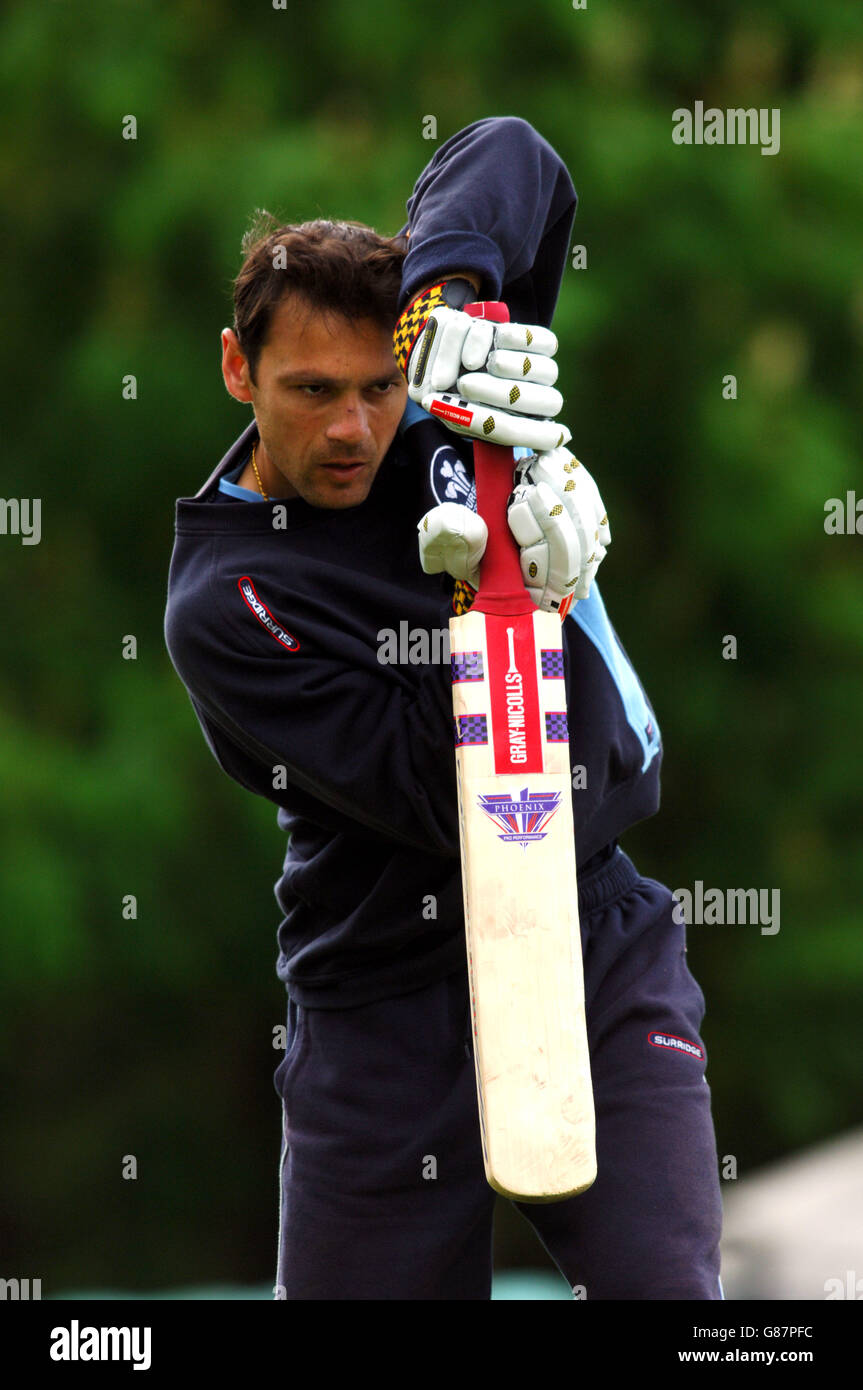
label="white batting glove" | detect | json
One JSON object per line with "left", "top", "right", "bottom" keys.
{"left": 410, "top": 309, "right": 565, "bottom": 452}
{"left": 418, "top": 501, "right": 487, "bottom": 589}
{"left": 507, "top": 447, "right": 611, "bottom": 613}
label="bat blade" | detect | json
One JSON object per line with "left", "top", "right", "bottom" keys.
{"left": 451, "top": 602, "right": 596, "bottom": 1202}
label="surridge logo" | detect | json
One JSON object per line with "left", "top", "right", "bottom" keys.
{"left": 238, "top": 577, "right": 299, "bottom": 651}
{"left": 479, "top": 786, "right": 562, "bottom": 849}
{"left": 648, "top": 1031, "right": 704, "bottom": 1060}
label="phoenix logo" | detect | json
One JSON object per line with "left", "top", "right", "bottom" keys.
{"left": 478, "top": 787, "right": 563, "bottom": 849}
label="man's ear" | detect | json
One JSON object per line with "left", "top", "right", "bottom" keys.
{"left": 221, "top": 328, "right": 254, "bottom": 403}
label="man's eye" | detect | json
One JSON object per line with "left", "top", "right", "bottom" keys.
{"left": 300, "top": 384, "right": 327, "bottom": 396}
{"left": 371, "top": 382, "right": 397, "bottom": 394}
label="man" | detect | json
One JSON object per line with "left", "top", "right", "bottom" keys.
{"left": 165, "top": 117, "right": 722, "bottom": 1299}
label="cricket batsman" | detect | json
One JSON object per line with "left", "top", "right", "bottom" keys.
{"left": 164, "top": 117, "right": 723, "bottom": 1299}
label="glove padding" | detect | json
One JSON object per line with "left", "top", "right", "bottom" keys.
{"left": 407, "top": 307, "right": 560, "bottom": 397}
{"left": 424, "top": 393, "right": 572, "bottom": 454}
{"left": 418, "top": 501, "right": 486, "bottom": 590}
{"left": 508, "top": 447, "right": 611, "bottom": 612}
{"left": 417, "top": 445, "right": 610, "bottom": 613}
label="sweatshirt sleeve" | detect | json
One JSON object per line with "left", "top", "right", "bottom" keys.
{"left": 398, "top": 116, "right": 577, "bottom": 327}
{"left": 165, "top": 576, "right": 462, "bottom": 858}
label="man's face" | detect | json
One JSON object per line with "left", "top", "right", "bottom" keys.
{"left": 221, "top": 290, "right": 407, "bottom": 509}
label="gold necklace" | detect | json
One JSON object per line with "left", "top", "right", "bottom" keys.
{"left": 251, "top": 444, "right": 269, "bottom": 501}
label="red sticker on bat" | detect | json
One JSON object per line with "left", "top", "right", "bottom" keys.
{"left": 484, "top": 614, "right": 543, "bottom": 774}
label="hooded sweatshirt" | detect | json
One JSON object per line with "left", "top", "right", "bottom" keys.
{"left": 164, "top": 118, "right": 662, "bottom": 1007}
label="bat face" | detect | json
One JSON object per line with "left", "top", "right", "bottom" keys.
{"left": 451, "top": 602, "right": 596, "bottom": 1202}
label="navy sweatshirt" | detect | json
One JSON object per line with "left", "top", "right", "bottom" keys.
{"left": 164, "top": 118, "right": 662, "bottom": 1007}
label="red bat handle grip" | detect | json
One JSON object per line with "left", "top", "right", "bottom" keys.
{"left": 464, "top": 302, "right": 533, "bottom": 617}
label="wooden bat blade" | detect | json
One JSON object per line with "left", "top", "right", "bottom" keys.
{"left": 451, "top": 604, "right": 596, "bottom": 1202}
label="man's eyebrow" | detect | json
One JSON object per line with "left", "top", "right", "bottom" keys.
{"left": 274, "top": 368, "right": 404, "bottom": 387}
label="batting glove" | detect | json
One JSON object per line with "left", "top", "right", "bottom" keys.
{"left": 508, "top": 447, "right": 611, "bottom": 614}
{"left": 418, "top": 501, "right": 487, "bottom": 591}
{"left": 393, "top": 280, "right": 567, "bottom": 453}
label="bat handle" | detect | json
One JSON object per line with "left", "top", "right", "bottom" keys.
{"left": 464, "top": 302, "right": 533, "bottom": 617}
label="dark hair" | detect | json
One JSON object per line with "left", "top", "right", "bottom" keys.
{"left": 232, "top": 213, "right": 407, "bottom": 381}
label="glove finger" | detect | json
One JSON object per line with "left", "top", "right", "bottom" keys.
{"left": 422, "top": 395, "right": 571, "bottom": 452}
{"left": 490, "top": 415, "right": 570, "bottom": 451}
{"left": 507, "top": 485, "right": 545, "bottom": 548}
{"left": 572, "top": 548, "right": 603, "bottom": 600}
{"left": 518, "top": 495, "right": 581, "bottom": 609}
{"left": 417, "top": 502, "right": 487, "bottom": 581}
{"left": 456, "top": 372, "right": 563, "bottom": 417}
{"left": 461, "top": 319, "right": 495, "bottom": 372}
{"left": 531, "top": 478, "right": 576, "bottom": 534}
{"left": 427, "top": 313, "right": 472, "bottom": 392}
{"left": 556, "top": 457, "right": 585, "bottom": 524}
{"left": 519, "top": 539, "right": 549, "bottom": 594}
{"left": 524, "top": 449, "right": 610, "bottom": 551}
{"left": 533, "top": 489, "right": 582, "bottom": 602}
{"left": 546, "top": 523, "right": 583, "bottom": 603}
{"left": 486, "top": 349, "right": 559, "bottom": 386}
{"left": 583, "top": 471, "right": 611, "bottom": 546}
{"left": 493, "top": 324, "right": 558, "bottom": 355}
{"left": 567, "top": 465, "right": 610, "bottom": 552}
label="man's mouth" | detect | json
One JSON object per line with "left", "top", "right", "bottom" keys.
{"left": 320, "top": 460, "right": 370, "bottom": 477}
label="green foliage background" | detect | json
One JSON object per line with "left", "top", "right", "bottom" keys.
{"left": 1, "top": 0, "right": 861, "bottom": 1291}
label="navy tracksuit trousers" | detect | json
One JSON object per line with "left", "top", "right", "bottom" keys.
{"left": 273, "top": 846, "right": 723, "bottom": 1299}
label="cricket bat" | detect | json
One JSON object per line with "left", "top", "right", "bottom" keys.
{"left": 448, "top": 300, "right": 596, "bottom": 1202}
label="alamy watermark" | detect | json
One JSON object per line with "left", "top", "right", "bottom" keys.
{"left": 672, "top": 882, "right": 780, "bottom": 935}
{"left": 378, "top": 622, "right": 450, "bottom": 666}
{"left": 824, "top": 491, "right": 862, "bottom": 534}
{"left": 1, "top": 1276, "right": 42, "bottom": 1299}
{"left": 50, "top": 1322, "right": 151, "bottom": 1370}
{"left": 672, "top": 102, "right": 780, "bottom": 156}
{"left": 0, "top": 497, "right": 41, "bottom": 545}
{"left": 825, "top": 1271, "right": 863, "bottom": 1299}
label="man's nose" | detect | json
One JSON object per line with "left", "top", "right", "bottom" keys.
{"left": 326, "top": 395, "right": 372, "bottom": 442}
